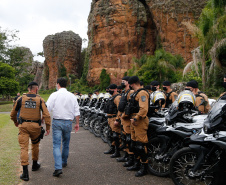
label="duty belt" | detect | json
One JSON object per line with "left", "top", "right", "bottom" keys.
{"left": 107, "top": 115, "right": 116, "bottom": 118}
{"left": 19, "top": 118, "right": 41, "bottom": 126}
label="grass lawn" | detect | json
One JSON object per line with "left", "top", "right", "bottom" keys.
{"left": 0, "top": 103, "right": 13, "bottom": 112}
{"left": 0, "top": 114, "right": 21, "bottom": 185}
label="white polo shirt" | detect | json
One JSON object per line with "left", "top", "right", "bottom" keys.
{"left": 46, "top": 88, "right": 80, "bottom": 120}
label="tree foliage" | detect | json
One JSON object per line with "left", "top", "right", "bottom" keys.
{"left": 99, "top": 69, "right": 110, "bottom": 90}
{"left": 126, "top": 49, "right": 184, "bottom": 85}
{"left": 0, "top": 62, "right": 19, "bottom": 96}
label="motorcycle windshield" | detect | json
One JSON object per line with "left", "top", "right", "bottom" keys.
{"left": 205, "top": 99, "right": 226, "bottom": 128}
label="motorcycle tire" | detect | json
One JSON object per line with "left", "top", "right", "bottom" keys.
{"left": 147, "top": 137, "right": 170, "bottom": 177}
{"left": 93, "top": 118, "right": 102, "bottom": 137}
{"left": 100, "top": 121, "right": 109, "bottom": 143}
{"left": 170, "top": 147, "right": 220, "bottom": 185}
{"left": 82, "top": 117, "right": 90, "bottom": 130}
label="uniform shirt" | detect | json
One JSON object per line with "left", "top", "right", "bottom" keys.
{"left": 10, "top": 92, "right": 51, "bottom": 130}
{"left": 107, "top": 93, "right": 121, "bottom": 116}
{"left": 195, "top": 91, "right": 211, "bottom": 114}
{"left": 164, "top": 91, "right": 178, "bottom": 108}
{"left": 46, "top": 88, "right": 80, "bottom": 120}
{"left": 134, "top": 89, "right": 149, "bottom": 120}
{"left": 220, "top": 92, "right": 226, "bottom": 98}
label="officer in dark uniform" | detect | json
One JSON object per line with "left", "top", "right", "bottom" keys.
{"left": 115, "top": 76, "right": 134, "bottom": 164}
{"left": 162, "top": 81, "right": 178, "bottom": 108}
{"left": 125, "top": 76, "right": 149, "bottom": 177}
{"left": 104, "top": 84, "right": 121, "bottom": 158}
{"left": 10, "top": 82, "right": 51, "bottom": 181}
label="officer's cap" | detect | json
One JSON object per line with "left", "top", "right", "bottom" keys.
{"left": 94, "top": 89, "right": 99, "bottom": 93}
{"left": 150, "top": 81, "right": 159, "bottom": 86}
{"left": 224, "top": 74, "right": 226, "bottom": 78}
{"left": 128, "top": 76, "right": 139, "bottom": 84}
{"left": 140, "top": 81, "right": 144, "bottom": 86}
{"left": 109, "top": 84, "right": 117, "bottom": 89}
{"left": 28, "top": 81, "right": 38, "bottom": 88}
{"left": 186, "top": 80, "right": 198, "bottom": 88}
{"left": 163, "top": 81, "right": 171, "bottom": 86}
{"left": 122, "top": 76, "right": 130, "bottom": 81}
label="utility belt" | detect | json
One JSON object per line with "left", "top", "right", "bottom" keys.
{"left": 107, "top": 115, "right": 117, "bottom": 119}
{"left": 18, "top": 118, "right": 42, "bottom": 126}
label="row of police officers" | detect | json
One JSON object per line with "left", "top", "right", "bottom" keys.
{"left": 103, "top": 76, "right": 212, "bottom": 177}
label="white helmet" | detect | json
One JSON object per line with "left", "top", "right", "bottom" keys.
{"left": 177, "top": 90, "right": 196, "bottom": 109}
{"left": 104, "top": 93, "right": 111, "bottom": 99}
{"left": 97, "top": 93, "right": 104, "bottom": 100}
{"left": 91, "top": 94, "right": 98, "bottom": 100}
{"left": 151, "top": 91, "right": 165, "bottom": 106}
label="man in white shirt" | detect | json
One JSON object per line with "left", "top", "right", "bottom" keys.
{"left": 46, "top": 77, "right": 80, "bottom": 177}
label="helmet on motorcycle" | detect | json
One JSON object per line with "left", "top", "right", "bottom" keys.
{"left": 177, "top": 90, "right": 196, "bottom": 110}
{"left": 151, "top": 91, "right": 166, "bottom": 106}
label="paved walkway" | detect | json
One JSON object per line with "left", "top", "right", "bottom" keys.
{"left": 21, "top": 125, "right": 173, "bottom": 185}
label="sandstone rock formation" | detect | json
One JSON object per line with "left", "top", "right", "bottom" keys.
{"left": 42, "top": 31, "right": 82, "bottom": 89}
{"left": 87, "top": 0, "right": 207, "bottom": 84}
{"left": 31, "top": 61, "right": 44, "bottom": 87}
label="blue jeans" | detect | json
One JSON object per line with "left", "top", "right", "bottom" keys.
{"left": 52, "top": 119, "right": 72, "bottom": 170}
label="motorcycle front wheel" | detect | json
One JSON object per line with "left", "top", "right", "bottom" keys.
{"left": 170, "top": 147, "right": 219, "bottom": 185}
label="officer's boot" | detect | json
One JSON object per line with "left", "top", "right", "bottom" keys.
{"left": 117, "top": 151, "right": 128, "bottom": 162}
{"left": 20, "top": 165, "right": 29, "bottom": 181}
{"left": 127, "top": 158, "right": 140, "bottom": 171}
{"left": 110, "top": 132, "right": 121, "bottom": 158}
{"left": 135, "top": 163, "right": 148, "bottom": 177}
{"left": 32, "top": 160, "right": 41, "bottom": 171}
{"left": 110, "top": 145, "right": 121, "bottom": 158}
{"left": 123, "top": 154, "right": 134, "bottom": 167}
{"left": 104, "top": 145, "right": 115, "bottom": 154}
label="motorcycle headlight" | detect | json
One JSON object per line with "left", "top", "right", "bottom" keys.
{"left": 203, "top": 125, "right": 208, "bottom": 134}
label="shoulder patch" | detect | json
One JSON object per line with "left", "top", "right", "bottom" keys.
{"left": 141, "top": 96, "right": 146, "bottom": 102}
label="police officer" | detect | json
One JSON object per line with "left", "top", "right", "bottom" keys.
{"left": 162, "top": 81, "right": 178, "bottom": 108}
{"left": 125, "top": 76, "right": 149, "bottom": 177}
{"left": 186, "top": 80, "right": 211, "bottom": 113}
{"left": 104, "top": 84, "right": 122, "bottom": 158}
{"left": 145, "top": 85, "right": 152, "bottom": 94}
{"left": 10, "top": 82, "right": 51, "bottom": 181}
{"left": 115, "top": 76, "right": 134, "bottom": 164}
{"left": 150, "top": 80, "right": 160, "bottom": 92}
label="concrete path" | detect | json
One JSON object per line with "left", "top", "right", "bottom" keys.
{"left": 22, "top": 125, "right": 173, "bottom": 185}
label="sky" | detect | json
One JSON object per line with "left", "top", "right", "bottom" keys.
{"left": 0, "top": 0, "right": 92, "bottom": 62}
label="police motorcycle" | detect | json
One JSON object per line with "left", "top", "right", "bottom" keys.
{"left": 82, "top": 94, "right": 98, "bottom": 130}
{"left": 147, "top": 91, "right": 169, "bottom": 140}
{"left": 147, "top": 90, "right": 208, "bottom": 177}
{"left": 79, "top": 94, "right": 90, "bottom": 126}
{"left": 93, "top": 93, "right": 110, "bottom": 138}
{"left": 88, "top": 93, "right": 105, "bottom": 133}
{"left": 169, "top": 95, "right": 226, "bottom": 185}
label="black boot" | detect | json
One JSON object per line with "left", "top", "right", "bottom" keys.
{"left": 123, "top": 154, "right": 134, "bottom": 167}
{"left": 104, "top": 145, "right": 115, "bottom": 154}
{"left": 117, "top": 152, "right": 128, "bottom": 162}
{"left": 135, "top": 163, "right": 148, "bottom": 177}
{"left": 32, "top": 160, "right": 41, "bottom": 171}
{"left": 127, "top": 159, "right": 140, "bottom": 171}
{"left": 110, "top": 146, "right": 121, "bottom": 158}
{"left": 20, "top": 165, "right": 29, "bottom": 181}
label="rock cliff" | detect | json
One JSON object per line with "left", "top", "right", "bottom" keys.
{"left": 42, "top": 31, "right": 82, "bottom": 89}
{"left": 87, "top": 0, "right": 207, "bottom": 84}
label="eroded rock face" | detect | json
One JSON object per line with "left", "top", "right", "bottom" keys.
{"left": 87, "top": 0, "right": 207, "bottom": 84}
{"left": 31, "top": 61, "right": 44, "bottom": 87}
{"left": 43, "top": 31, "right": 82, "bottom": 89}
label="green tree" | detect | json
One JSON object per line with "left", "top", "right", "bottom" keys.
{"left": 99, "top": 69, "right": 110, "bottom": 90}
{"left": 0, "top": 62, "right": 19, "bottom": 96}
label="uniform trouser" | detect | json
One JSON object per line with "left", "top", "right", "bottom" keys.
{"left": 130, "top": 116, "right": 149, "bottom": 163}
{"left": 108, "top": 117, "right": 121, "bottom": 146}
{"left": 121, "top": 117, "right": 132, "bottom": 154}
{"left": 18, "top": 122, "right": 41, "bottom": 166}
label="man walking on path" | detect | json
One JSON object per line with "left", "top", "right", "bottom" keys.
{"left": 46, "top": 77, "right": 80, "bottom": 177}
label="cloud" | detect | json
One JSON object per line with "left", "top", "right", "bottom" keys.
{"left": 0, "top": 0, "right": 92, "bottom": 62}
